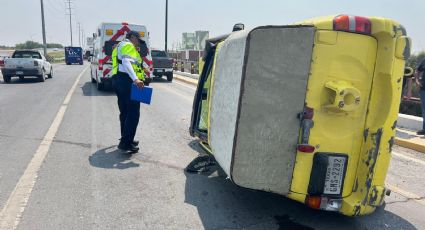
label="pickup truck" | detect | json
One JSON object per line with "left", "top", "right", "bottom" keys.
{"left": 151, "top": 50, "right": 173, "bottom": 82}
{"left": 1, "top": 50, "right": 53, "bottom": 83}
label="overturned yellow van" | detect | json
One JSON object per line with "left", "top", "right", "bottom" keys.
{"left": 189, "top": 15, "right": 411, "bottom": 216}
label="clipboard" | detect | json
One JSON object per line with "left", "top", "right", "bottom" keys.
{"left": 131, "top": 85, "right": 153, "bottom": 105}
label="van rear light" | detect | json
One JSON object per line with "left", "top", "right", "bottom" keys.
{"left": 306, "top": 196, "right": 342, "bottom": 211}
{"left": 305, "top": 196, "right": 322, "bottom": 209}
{"left": 98, "top": 60, "right": 103, "bottom": 71}
{"left": 297, "top": 144, "right": 315, "bottom": 153}
{"left": 333, "top": 15, "right": 371, "bottom": 35}
{"left": 34, "top": 61, "right": 38, "bottom": 66}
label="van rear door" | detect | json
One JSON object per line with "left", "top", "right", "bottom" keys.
{"left": 291, "top": 30, "right": 378, "bottom": 198}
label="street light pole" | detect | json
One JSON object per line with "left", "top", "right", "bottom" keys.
{"left": 165, "top": 0, "right": 168, "bottom": 52}
{"left": 40, "top": 0, "right": 47, "bottom": 56}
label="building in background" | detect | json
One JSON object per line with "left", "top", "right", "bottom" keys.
{"left": 182, "top": 32, "right": 196, "bottom": 50}
{"left": 181, "top": 31, "right": 209, "bottom": 51}
{"left": 195, "top": 31, "right": 209, "bottom": 50}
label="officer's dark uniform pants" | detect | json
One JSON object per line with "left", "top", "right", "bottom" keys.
{"left": 112, "top": 72, "right": 140, "bottom": 146}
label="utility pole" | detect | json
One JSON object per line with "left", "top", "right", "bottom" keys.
{"left": 66, "top": 0, "right": 73, "bottom": 46}
{"left": 165, "top": 0, "right": 168, "bottom": 52}
{"left": 78, "top": 22, "right": 81, "bottom": 47}
{"left": 82, "top": 29, "right": 85, "bottom": 48}
{"left": 40, "top": 0, "right": 47, "bottom": 56}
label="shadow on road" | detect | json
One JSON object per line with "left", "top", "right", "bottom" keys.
{"left": 183, "top": 158, "right": 417, "bottom": 230}
{"left": 2, "top": 76, "right": 47, "bottom": 84}
{"left": 81, "top": 81, "right": 115, "bottom": 97}
{"left": 89, "top": 146, "right": 140, "bottom": 169}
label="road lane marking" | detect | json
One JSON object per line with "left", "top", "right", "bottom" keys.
{"left": 392, "top": 151, "right": 425, "bottom": 166}
{"left": 0, "top": 66, "right": 88, "bottom": 230}
{"left": 173, "top": 80, "right": 196, "bottom": 91}
{"left": 153, "top": 83, "right": 194, "bottom": 102}
{"left": 386, "top": 183, "right": 425, "bottom": 206}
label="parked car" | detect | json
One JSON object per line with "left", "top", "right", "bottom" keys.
{"left": 1, "top": 50, "right": 53, "bottom": 83}
{"left": 152, "top": 49, "right": 173, "bottom": 81}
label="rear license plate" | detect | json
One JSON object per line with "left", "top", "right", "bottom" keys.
{"left": 324, "top": 156, "right": 347, "bottom": 195}
{"left": 16, "top": 71, "right": 24, "bottom": 75}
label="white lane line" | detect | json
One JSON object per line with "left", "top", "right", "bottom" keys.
{"left": 392, "top": 151, "right": 425, "bottom": 166}
{"left": 153, "top": 83, "right": 194, "bottom": 102}
{"left": 386, "top": 183, "right": 425, "bottom": 206}
{"left": 0, "top": 67, "right": 88, "bottom": 230}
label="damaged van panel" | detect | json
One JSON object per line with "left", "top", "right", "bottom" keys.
{"left": 189, "top": 15, "right": 410, "bottom": 217}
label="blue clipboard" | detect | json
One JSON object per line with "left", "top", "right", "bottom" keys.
{"left": 131, "top": 85, "right": 153, "bottom": 105}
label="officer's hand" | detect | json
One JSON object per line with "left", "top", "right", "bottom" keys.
{"left": 134, "top": 79, "right": 144, "bottom": 89}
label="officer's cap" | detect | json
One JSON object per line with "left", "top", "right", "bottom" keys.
{"left": 126, "top": 30, "right": 141, "bottom": 40}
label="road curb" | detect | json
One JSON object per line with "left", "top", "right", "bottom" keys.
{"left": 174, "top": 75, "right": 198, "bottom": 86}
{"left": 395, "top": 137, "right": 425, "bottom": 154}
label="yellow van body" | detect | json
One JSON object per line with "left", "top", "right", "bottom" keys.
{"left": 190, "top": 15, "right": 411, "bottom": 216}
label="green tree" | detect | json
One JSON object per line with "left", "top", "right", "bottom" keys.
{"left": 406, "top": 51, "right": 425, "bottom": 69}
{"left": 15, "top": 41, "right": 43, "bottom": 49}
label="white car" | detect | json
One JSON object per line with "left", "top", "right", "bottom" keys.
{"left": 1, "top": 50, "right": 53, "bottom": 83}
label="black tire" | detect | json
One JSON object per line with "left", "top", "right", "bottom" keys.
{"left": 38, "top": 71, "right": 45, "bottom": 82}
{"left": 96, "top": 79, "right": 104, "bottom": 91}
{"left": 47, "top": 68, "right": 53, "bottom": 78}
{"left": 166, "top": 73, "right": 173, "bottom": 82}
{"left": 3, "top": 75, "right": 11, "bottom": 83}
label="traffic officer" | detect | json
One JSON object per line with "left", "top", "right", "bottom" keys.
{"left": 111, "top": 31, "right": 145, "bottom": 152}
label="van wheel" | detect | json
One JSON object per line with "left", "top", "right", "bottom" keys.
{"left": 47, "top": 68, "right": 53, "bottom": 78}
{"left": 3, "top": 75, "right": 11, "bottom": 83}
{"left": 166, "top": 73, "right": 173, "bottom": 82}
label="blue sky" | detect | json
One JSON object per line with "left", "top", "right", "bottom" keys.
{"left": 1, "top": 0, "right": 425, "bottom": 52}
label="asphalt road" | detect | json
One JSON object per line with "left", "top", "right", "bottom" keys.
{"left": 0, "top": 64, "right": 424, "bottom": 229}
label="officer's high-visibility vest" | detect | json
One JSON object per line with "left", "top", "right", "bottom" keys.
{"left": 112, "top": 39, "right": 145, "bottom": 80}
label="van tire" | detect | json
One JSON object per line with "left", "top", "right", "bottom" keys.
{"left": 97, "top": 80, "right": 104, "bottom": 91}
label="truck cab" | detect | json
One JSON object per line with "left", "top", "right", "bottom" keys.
{"left": 189, "top": 15, "right": 411, "bottom": 216}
